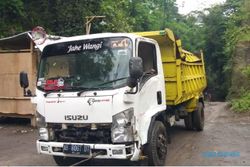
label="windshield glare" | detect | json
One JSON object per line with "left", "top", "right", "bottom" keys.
{"left": 37, "top": 37, "right": 132, "bottom": 91}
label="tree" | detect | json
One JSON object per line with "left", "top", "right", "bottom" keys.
{"left": 202, "top": 5, "right": 228, "bottom": 100}
{"left": 22, "top": 0, "right": 103, "bottom": 36}
{"left": 200, "top": 0, "right": 249, "bottom": 100}
{"left": 0, "top": 0, "right": 26, "bottom": 37}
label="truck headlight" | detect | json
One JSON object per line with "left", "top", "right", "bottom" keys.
{"left": 36, "top": 111, "right": 46, "bottom": 128}
{"left": 39, "top": 128, "right": 49, "bottom": 141}
{"left": 111, "top": 108, "right": 134, "bottom": 143}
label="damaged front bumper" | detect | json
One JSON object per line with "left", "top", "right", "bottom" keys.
{"left": 36, "top": 140, "right": 140, "bottom": 160}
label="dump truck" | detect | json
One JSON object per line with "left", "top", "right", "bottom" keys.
{"left": 19, "top": 28, "right": 207, "bottom": 166}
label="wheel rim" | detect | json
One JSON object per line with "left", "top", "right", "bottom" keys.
{"left": 156, "top": 133, "right": 167, "bottom": 160}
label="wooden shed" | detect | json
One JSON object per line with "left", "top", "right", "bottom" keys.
{"left": 0, "top": 32, "right": 39, "bottom": 126}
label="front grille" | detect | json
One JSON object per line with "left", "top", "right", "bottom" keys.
{"left": 50, "top": 124, "right": 112, "bottom": 144}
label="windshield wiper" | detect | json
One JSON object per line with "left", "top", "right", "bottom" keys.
{"left": 95, "top": 77, "right": 128, "bottom": 87}
{"left": 44, "top": 91, "right": 55, "bottom": 97}
{"left": 44, "top": 77, "right": 128, "bottom": 97}
{"left": 77, "top": 77, "right": 128, "bottom": 97}
{"left": 76, "top": 86, "right": 102, "bottom": 97}
{"left": 44, "top": 86, "right": 90, "bottom": 97}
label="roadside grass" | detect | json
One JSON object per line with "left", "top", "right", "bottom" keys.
{"left": 230, "top": 92, "right": 250, "bottom": 113}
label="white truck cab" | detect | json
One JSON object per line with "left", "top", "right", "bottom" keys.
{"left": 20, "top": 32, "right": 167, "bottom": 165}
{"left": 20, "top": 29, "right": 206, "bottom": 166}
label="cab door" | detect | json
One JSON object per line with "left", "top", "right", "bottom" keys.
{"left": 135, "top": 38, "right": 166, "bottom": 144}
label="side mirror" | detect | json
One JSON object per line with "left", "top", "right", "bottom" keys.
{"left": 128, "top": 57, "right": 143, "bottom": 88}
{"left": 19, "top": 71, "right": 29, "bottom": 88}
{"left": 19, "top": 71, "right": 32, "bottom": 96}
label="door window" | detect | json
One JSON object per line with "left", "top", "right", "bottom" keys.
{"left": 138, "top": 41, "right": 157, "bottom": 77}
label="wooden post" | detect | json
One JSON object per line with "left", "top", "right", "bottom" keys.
{"left": 85, "top": 16, "right": 106, "bottom": 35}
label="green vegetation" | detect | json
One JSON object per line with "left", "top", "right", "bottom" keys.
{"left": 242, "top": 66, "right": 250, "bottom": 78}
{"left": 231, "top": 92, "right": 250, "bottom": 112}
{"left": 0, "top": 0, "right": 250, "bottom": 111}
{"left": 0, "top": 0, "right": 203, "bottom": 52}
{"left": 230, "top": 65, "right": 250, "bottom": 112}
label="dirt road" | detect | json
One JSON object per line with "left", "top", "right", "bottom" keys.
{"left": 0, "top": 102, "right": 249, "bottom": 166}
{"left": 165, "top": 102, "right": 250, "bottom": 165}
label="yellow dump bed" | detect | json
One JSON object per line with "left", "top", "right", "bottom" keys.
{"left": 135, "top": 29, "right": 207, "bottom": 106}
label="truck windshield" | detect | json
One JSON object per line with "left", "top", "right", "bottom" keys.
{"left": 37, "top": 37, "right": 132, "bottom": 91}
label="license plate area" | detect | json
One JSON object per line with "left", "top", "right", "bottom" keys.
{"left": 63, "top": 144, "right": 90, "bottom": 155}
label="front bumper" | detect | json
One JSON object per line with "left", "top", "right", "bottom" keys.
{"left": 37, "top": 140, "right": 137, "bottom": 160}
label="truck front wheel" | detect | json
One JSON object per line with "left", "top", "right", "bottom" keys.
{"left": 147, "top": 121, "right": 168, "bottom": 166}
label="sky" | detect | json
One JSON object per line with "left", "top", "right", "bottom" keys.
{"left": 176, "top": 0, "right": 226, "bottom": 15}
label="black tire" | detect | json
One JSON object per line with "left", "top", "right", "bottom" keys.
{"left": 147, "top": 121, "right": 168, "bottom": 166}
{"left": 193, "top": 102, "right": 205, "bottom": 131}
{"left": 53, "top": 156, "right": 87, "bottom": 166}
{"left": 184, "top": 112, "right": 193, "bottom": 130}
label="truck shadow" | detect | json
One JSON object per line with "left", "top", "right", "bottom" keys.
{"left": 0, "top": 117, "right": 30, "bottom": 125}
{"left": 76, "top": 159, "right": 134, "bottom": 166}
{"left": 169, "top": 121, "right": 194, "bottom": 136}
{"left": 79, "top": 122, "right": 191, "bottom": 166}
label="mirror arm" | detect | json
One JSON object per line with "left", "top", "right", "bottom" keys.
{"left": 125, "top": 84, "right": 139, "bottom": 95}
{"left": 23, "top": 88, "right": 27, "bottom": 96}
{"left": 23, "top": 88, "right": 33, "bottom": 97}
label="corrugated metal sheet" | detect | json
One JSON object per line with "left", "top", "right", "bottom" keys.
{"left": 0, "top": 31, "right": 31, "bottom": 50}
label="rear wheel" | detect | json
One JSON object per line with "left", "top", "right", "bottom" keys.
{"left": 53, "top": 156, "right": 88, "bottom": 166}
{"left": 193, "top": 102, "right": 205, "bottom": 131}
{"left": 147, "top": 121, "right": 168, "bottom": 166}
{"left": 184, "top": 112, "right": 193, "bottom": 130}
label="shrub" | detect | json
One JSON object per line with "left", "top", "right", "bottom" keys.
{"left": 231, "top": 92, "right": 250, "bottom": 112}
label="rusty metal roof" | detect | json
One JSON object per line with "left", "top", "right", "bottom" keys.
{"left": 0, "top": 31, "right": 32, "bottom": 50}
